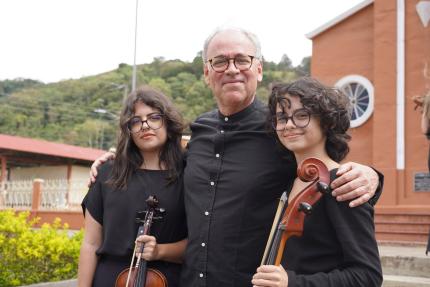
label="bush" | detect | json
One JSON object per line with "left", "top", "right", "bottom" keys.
{"left": 0, "top": 210, "right": 83, "bottom": 286}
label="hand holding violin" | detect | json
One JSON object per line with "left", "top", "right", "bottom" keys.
{"left": 136, "top": 235, "right": 159, "bottom": 261}
{"left": 252, "top": 265, "right": 288, "bottom": 287}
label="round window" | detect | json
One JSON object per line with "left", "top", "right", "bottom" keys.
{"left": 335, "top": 75, "right": 374, "bottom": 128}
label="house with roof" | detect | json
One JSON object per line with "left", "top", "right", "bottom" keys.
{"left": 0, "top": 133, "right": 106, "bottom": 228}
{"left": 0, "top": 133, "right": 106, "bottom": 182}
{"left": 307, "top": 0, "right": 430, "bottom": 243}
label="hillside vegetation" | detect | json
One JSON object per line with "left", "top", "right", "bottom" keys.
{"left": 0, "top": 54, "right": 309, "bottom": 150}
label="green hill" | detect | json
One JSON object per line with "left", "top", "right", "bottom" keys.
{"left": 0, "top": 54, "right": 309, "bottom": 150}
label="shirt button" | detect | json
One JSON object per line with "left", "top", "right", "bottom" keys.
{"left": 224, "top": 117, "right": 229, "bottom": 122}
{"left": 210, "top": 181, "right": 215, "bottom": 186}
{"left": 215, "top": 153, "right": 220, "bottom": 158}
{"left": 199, "top": 273, "right": 204, "bottom": 278}
{"left": 204, "top": 211, "right": 209, "bottom": 216}
{"left": 201, "top": 242, "right": 206, "bottom": 247}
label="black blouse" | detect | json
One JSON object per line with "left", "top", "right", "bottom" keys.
{"left": 82, "top": 162, "right": 187, "bottom": 286}
{"left": 283, "top": 169, "right": 383, "bottom": 287}
{"left": 181, "top": 99, "right": 296, "bottom": 287}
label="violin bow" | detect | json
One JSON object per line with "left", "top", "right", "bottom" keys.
{"left": 261, "top": 191, "right": 288, "bottom": 265}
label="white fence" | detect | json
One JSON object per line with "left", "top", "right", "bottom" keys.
{"left": 1, "top": 180, "right": 33, "bottom": 208}
{"left": 0, "top": 179, "right": 88, "bottom": 210}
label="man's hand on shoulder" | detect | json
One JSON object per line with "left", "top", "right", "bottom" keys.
{"left": 330, "top": 162, "right": 379, "bottom": 207}
{"left": 87, "top": 150, "right": 116, "bottom": 186}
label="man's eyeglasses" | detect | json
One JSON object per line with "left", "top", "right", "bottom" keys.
{"left": 272, "top": 109, "right": 311, "bottom": 131}
{"left": 208, "top": 54, "right": 255, "bottom": 73}
{"left": 127, "top": 114, "right": 164, "bottom": 133}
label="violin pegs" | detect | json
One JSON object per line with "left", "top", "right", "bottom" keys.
{"left": 298, "top": 202, "right": 312, "bottom": 215}
{"left": 135, "top": 210, "right": 147, "bottom": 223}
{"left": 317, "top": 181, "right": 330, "bottom": 194}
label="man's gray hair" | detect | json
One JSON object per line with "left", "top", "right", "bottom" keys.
{"left": 202, "top": 26, "right": 263, "bottom": 62}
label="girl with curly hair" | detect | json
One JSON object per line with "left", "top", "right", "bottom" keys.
{"left": 252, "top": 77, "right": 382, "bottom": 287}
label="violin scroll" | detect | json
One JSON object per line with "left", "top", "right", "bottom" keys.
{"left": 297, "top": 158, "right": 329, "bottom": 183}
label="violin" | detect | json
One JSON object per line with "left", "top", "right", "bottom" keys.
{"left": 115, "top": 195, "right": 168, "bottom": 287}
{"left": 261, "top": 158, "right": 331, "bottom": 266}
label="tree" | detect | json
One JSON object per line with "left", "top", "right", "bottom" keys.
{"left": 148, "top": 78, "right": 171, "bottom": 97}
{"left": 190, "top": 52, "right": 204, "bottom": 78}
{"left": 296, "top": 56, "right": 311, "bottom": 76}
{"left": 277, "top": 54, "right": 293, "bottom": 70}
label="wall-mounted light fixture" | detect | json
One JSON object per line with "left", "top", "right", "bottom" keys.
{"left": 417, "top": 1, "right": 430, "bottom": 27}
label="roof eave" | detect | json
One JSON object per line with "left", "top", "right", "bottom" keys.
{"left": 306, "top": 0, "right": 374, "bottom": 39}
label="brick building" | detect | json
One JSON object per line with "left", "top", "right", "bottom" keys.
{"left": 307, "top": 0, "right": 430, "bottom": 242}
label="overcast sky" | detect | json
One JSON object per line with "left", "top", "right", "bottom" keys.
{"left": 0, "top": 0, "right": 363, "bottom": 83}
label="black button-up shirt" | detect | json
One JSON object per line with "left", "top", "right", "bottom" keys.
{"left": 181, "top": 99, "right": 296, "bottom": 287}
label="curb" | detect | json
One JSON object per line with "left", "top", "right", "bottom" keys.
{"left": 19, "top": 279, "right": 77, "bottom": 287}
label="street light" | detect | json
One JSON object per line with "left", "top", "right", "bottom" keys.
{"left": 132, "top": 0, "right": 139, "bottom": 91}
{"left": 93, "top": 109, "right": 119, "bottom": 149}
{"left": 93, "top": 108, "right": 119, "bottom": 120}
{"left": 109, "top": 83, "right": 129, "bottom": 101}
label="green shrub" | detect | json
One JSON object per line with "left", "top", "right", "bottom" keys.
{"left": 0, "top": 209, "right": 83, "bottom": 286}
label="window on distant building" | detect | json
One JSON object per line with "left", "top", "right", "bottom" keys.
{"left": 335, "top": 75, "right": 374, "bottom": 128}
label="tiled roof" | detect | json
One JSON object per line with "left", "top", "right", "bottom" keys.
{"left": 0, "top": 133, "right": 106, "bottom": 162}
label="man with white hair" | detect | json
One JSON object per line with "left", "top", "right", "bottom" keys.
{"left": 89, "top": 27, "right": 382, "bottom": 287}
{"left": 180, "top": 27, "right": 382, "bottom": 286}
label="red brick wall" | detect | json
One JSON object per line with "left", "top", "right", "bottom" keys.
{"left": 311, "top": 5, "right": 374, "bottom": 166}
{"left": 311, "top": 0, "right": 430, "bottom": 208}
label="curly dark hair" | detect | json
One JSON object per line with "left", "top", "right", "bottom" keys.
{"left": 268, "top": 77, "right": 351, "bottom": 162}
{"left": 109, "top": 85, "right": 184, "bottom": 190}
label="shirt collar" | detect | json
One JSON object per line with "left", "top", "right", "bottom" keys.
{"left": 217, "top": 98, "right": 259, "bottom": 123}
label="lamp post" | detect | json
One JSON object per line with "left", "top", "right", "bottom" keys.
{"left": 93, "top": 109, "right": 119, "bottom": 149}
{"left": 132, "top": 0, "right": 139, "bottom": 91}
{"left": 109, "top": 83, "right": 129, "bottom": 102}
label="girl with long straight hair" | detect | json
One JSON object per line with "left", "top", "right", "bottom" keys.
{"left": 78, "top": 86, "right": 187, "bottom": 287}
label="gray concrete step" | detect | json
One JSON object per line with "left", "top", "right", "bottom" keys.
{"left": 379, "top": 243, "right": 430, "bottom": 278}
{"left": 380, "top": 243, "right": 430, "bottom": 287}
{"left": 383, "top": 275, "right": 430, "bottom": 287}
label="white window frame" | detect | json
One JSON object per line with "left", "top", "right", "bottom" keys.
{"left": 335, "top": 75, "right": 374, "bottom": 128}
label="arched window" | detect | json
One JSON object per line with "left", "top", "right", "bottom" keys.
{"left": 335, "top": 75, "right": 374, "bottom": 128}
